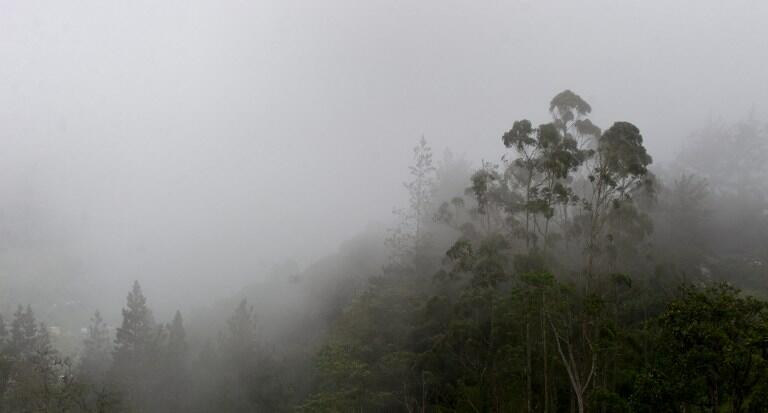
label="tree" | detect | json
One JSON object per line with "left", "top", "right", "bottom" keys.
{"left": 217, "top": 299, "right": 258, "bottom": 412}
{"left": 501, "top": 90, "right": 598, "bottom": 253}
{"left": 660, "top": 174, "right": 710, "bottom": 277}
{"left": 1, "top": 305, "right": 79, "bottom": 412}
{"left": 408, "top": 136, "right": 437, "bottom": 245}
{"left": 212, "top": 298, "right": 288, "bottom": 412}
{"left": 428, "top": 235, "right": 522, "bottom": 411}
{"left": 387, "top": 136, "right": 437, "bottom": 265}
{"left": 502, "top": 119, "right": 541, "bottom": 249}
{"left": 113, "top": 282, "right": 154, "bottom": 361}
{"left": 633, "top": 283, "right": 768, "bottom": 413}
{"left": 512, "top": 255, "right": 556, "bottom": 413}
{"left": 8, "top": 305, "right": 43, "bottom": 358}
{"left": 111, "top": 281, "right": 160, "bottom": 411}
{"left": 466, "top": 162, "right": 505, "bottom": 233}
{"left": 223, "top": 299, "right": 255, "bottom": 362}
{"left": 79, "top": 311, "right": 111, "bottom": 384}
{"left": 678, "top": 116, "right": 768, "bottom": 201}
{"left": 167, "top": 311, "right": 187, "bottom": 368}
{"left": 582, "top": 121, "right": 653, "bottom": 282}
{"left": 673, "top": 116, "right": 768, "bottom": 291}
{"left": 0, "top": 313, "right": 7, "bottom": 411}
{"left": 547, "top": 286, "right": 605, "bottom": 413}
{"left": 164, "top": 310, "right": 188, "bottom": 413}
{"left": 299, "top": 343, "right": 376, "bottom": 412}
{"left": 0, "top": 314, "right": 6, "bottom": 345}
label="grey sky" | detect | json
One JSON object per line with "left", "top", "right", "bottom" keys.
{"left": 1, "top": 0, "right": 766, "bottom": 314}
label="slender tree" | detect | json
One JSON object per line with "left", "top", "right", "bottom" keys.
{"left": 111, "top": 281, "right": 158, "bottom": 411}
{"left": 387, "top": 136, "right": 437, "bottom": 264}
{"left": 583, "top": 121, "right": 653, "bottom": 281}
{"left": 216, "top": 299, "right": 258, "bottom": 412}
{"left": 80, "top": 311, "right": 112, "bottom": 382}
{"left": 164, "top": 310, "right": 188, "bottom": 413}
{"left": 0, "top": 314, "right": 6, "bottom": 345}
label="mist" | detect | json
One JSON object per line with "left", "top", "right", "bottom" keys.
{"left": 3, "top": 0, "right": 767, "bottom": 311}
{"left": 1, "top": 1, "right": 768, "bottom": 412}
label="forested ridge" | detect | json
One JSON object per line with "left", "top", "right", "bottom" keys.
{"left": 2, "top": 90, "right": 768, "bottom": 412}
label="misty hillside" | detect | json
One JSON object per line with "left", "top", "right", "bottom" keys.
{"left": 2, "top": 1, "right": 768, "bottom": 413}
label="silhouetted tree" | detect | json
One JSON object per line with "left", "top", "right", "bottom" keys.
{"left": 387, "top": 136, "right": 437, "bottom": 265}
{"left": 164, "top": 310, "right": 188, "bottom": 412}
{"left": 80, "top": 311, "right": 111, "bottom": 383}
{"left": 111, "top": 281, "right": 161, "bottom": 411}
{"left": 217, "top": 299, "right": 257, "bottom": 412}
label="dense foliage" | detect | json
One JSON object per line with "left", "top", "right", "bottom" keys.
{"left": 1, "top": 90, "right": 767, "bottom": 412}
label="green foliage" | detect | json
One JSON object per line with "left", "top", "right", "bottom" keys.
{"left": 633, "top": 283, "right": 768, "bottom": 412}
{"left": 550, "top": 90, "right": 592, "bottom": 122}
{"left": 598, "top": 122, "right": 652, "bottom": 182}
{"left": 502, "top": 119, "right": 536, "bottom": 150}
{"left": 8, "top": 90, "right": 768, "bottom": 413}
{"left": 0, "top": 305, "right": 116, "bottom": 412}
{"left": 79, "top": 311, "right": 111, "bottom": 383}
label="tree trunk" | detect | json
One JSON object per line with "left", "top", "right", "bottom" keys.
{"left": 526, "top": 317, "right": 532, "bottom": 413}
{"left": 575, "top": 391, "right": 586, "bottom": 413}
{"left": 542, "top": 291, "right": 549, "bottom": 413}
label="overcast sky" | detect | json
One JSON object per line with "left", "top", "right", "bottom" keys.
{"left": 1, "top": 0, "right": 767, "bottom": 312}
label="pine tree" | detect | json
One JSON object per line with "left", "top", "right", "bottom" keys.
{"left": 217, "top": 299, "right": 258, "bottom": 412}
{"left": 224, "top": 299, "right": 255, "bottom": 359}
{"left": 167, "top": 310, "right": 187, "bottom": 363}
{"left": 9, "top": 305, "right": 31, "bottom": 356}
{"left": 0, "top": 314, "right": 6, "bottom": 345}
{"left": 80, "top": 311, "right": 111, "bottom": 383}
{"left": 9, "top": 305, "right": 43, "bottom": 358}
{"left": 113, "top": 282, "right": 154, "bottom": 361}
{"left": 0, "top": 313, "right": 8, "bottom": 411}
{"left": 111, "top": 281, "right": 158, "bottom": 410}
{"left": 164, "top": 310, "right": 188, "bottom": 412}
{"left": 3, "top": 305, "right": 58, "bottom": 411}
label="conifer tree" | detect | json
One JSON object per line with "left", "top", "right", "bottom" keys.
{"left": 9, "top": 305, "right": 48, "bottom": 358}
{"left": 9, "top": 305, "right": 33, "bottom": 357}
{"left": 224, "top": 299, "right": 255, "bottom": 359}
{"left": 80, "top": 310, "right": 111, "bottom": 383}
{"left": 111, "top": 281, "right": 158, "bottom": 410}
{"left": 164, "top": 310, "right": 188, "bottom": 412}
{"left": 217, "top": 299, "right": 259, "bottom": 412}
{"left": 0, "top": 314, "right": 6, "bottom": 345}
{"left": 113, "top": 282, "right": 154, "bottom": 361}
{"left": 0, "top": 312, "right": 9, "bottom": 411}
{"left": 3, "top": 305, "right": 59, "bottom": 411}
{"left": 0, "top": 313, "right": 6, "bottom": 392}
{"left": 167, "top": 310, "right": 187, "bottom": 366}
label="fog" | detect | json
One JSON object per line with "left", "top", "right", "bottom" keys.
{"left": 2, "top": 1, "right": 765, "bottom": 317}
{"left": 2, "top": 1, "right": 768, "bottom": 411}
